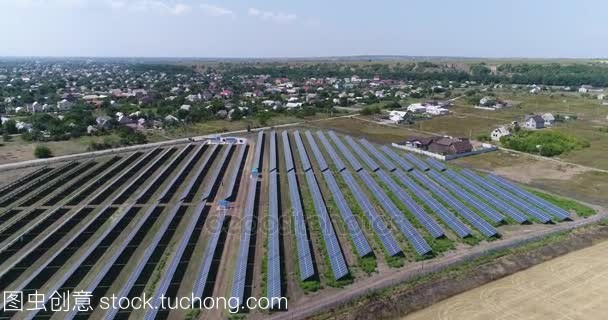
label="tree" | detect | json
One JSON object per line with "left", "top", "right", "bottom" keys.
{"left": 2, "top": 132, "right": 11, "bottom": 142}
{"left": 3, "top": 120, "right": 17, "bottom": 134}
{"left": 34, "top": 145, "right": 53, "bottom": 159}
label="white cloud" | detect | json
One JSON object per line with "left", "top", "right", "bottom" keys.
{"left": 248, "top": 7, "right": 297, "bottom": 24}
{"left": 108, "top": 1, "right": 191, "bottom": 15}
{"left": 200, "top": 3, "right": 234, "bottom": 17}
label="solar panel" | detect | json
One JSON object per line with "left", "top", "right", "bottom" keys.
{"left": 359, "top": 139, "right": 396, "bottom": 171}
{"left": 393, "top": 170, "right": 471, "bottom": 238}
{"left": 221, "top": 145, "right": 247, "bottom": 200}
{"left": 487, "top": 175, "right": 570, "bottom": 221}
{"left": 144, "top": 202, "right": 207, "bottom": 320}
{"left": 294, "top": 131, "right": 349, "bottom": 279}
{"left": 306, "top": 132, "right": 372, "bottom": 257}
{"left": 267, "top": 130, "right": 281, "bottom": 305}
{"left": 427, "top": 170, "right": 505, "bottom": 224}
{"left": 425, "top": 157, "right": 446, "bottom": 171}
{"left": 305, "top": 131, "right": 329, "bottom": 171}
{"left": 280, "top": 132, "right": 315, "bottom": 281}
{"left": 444, "top": 170, "right": 527, "bottom": 223}
{"left": 343, "top": 136, "right": 379, "bottom": 171}
{"left": 192, "top": 209, "right": 227, "bottom": 299}
{"left": 327, "top": 131, "right": 363, "bottom": 171}
{"left": 253, "top": 130, "right": 264, "bottom": 172}
{"left": 282, "top": 131, "right": 296, "bottom": 172}
{"left": 358, "top": 171, "right": 432, "bottom": 256}
{"left": 460, "top": 169, "right": 552, "bottom": 223}
{"left": 199, "top": 145, "right": 233, "bottom": 202}
{"left": 0, "top": 166, "right": 49, "bottom": 198}
{"left": 178, "top": 144, "right": 219, "bottom": 201}
{"left": 403, "top": 153, "right": 430, "bottom": 171}
{"left": 156, "top": 144, "right": 206, "bottom": 202}
{"left": 380, "top": 146, "right": 414, "bottom": 171}
{"left": 410, "top": 170, "right": 498, "bottom": 238}
{"left": 317, "top": 131, "right": 346, "bottom": 171}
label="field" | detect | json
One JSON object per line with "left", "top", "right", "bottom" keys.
{"left": 0, "top": 127, "right": 598, "bottom": 320}
{"left": 404, "top": 239, "right": 608, "bottom": 320}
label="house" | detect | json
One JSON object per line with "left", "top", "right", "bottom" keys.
{"left": 15, "top": 121, "right": 33, "bottom": 132}
{"left": 388, "top": 110, "right": 408, "bottom": 123}
{"left": 542, "top": 113, "right": 555, "bottom": 126}
{"left": 425, "top": 105, "right": 449, "bottom": 116}
{"left": 96, "top": 116, "right": 113, "bottom": 130}
{"left": 407, "top": 103, "right": 427, "bottom": 113}
{"left": 404, "top": 137, "right": 435, "bottom": 150}
{"left": 491, "top": 126, "right": 511, "bottom": 141}
{"left": 285, "top": 102, "right": 302, "bottom": 109}
{"left": 164, "top": 115, "right": 179, "bottom": 123}
{"left": 27, "top": 102, "right": 43, "bottom": 113}
{"left": 186, "top": 94, "right": 202, "bottom": 102}
{"left": 524, "top": 115, "right": 545, "bottom": 129}
{"left": 57, "top": 99, "right": 74, "bottom": 111}
{"left": 530, "top": 87, "right": 541, "bottom": 94}
{"left": 579, "top": 85, "right": 593, "bottom": 93}
{"left": 180, "top": 104, "right": 192, "bottom": 111}
{"left": 428, "top": 137, "right": 474, "bottom": 155}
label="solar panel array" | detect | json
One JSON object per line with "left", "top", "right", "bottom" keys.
{"left": 380, "top": 146, "right": 414, "bottom": 171}
{"left": 328, "top": 131, "right": 363, "bottom": 171}
{"left": 266, "top": 131, "right": 282, "bottom": 304}
{"left": 426, "top": 157, "right": 446, "bottom": 171}
{"left": 359, "top": 139, "right": 396, "bottom": 171}
{"left": 294, "top": 131, "right": 349, "bottom": 279}
{"left": 281, "top": 131, "right": 315, "bottom": 281}
{"left": 357, "top": 140, "right": 444, "bottom": 238}
{"left": 305, "top": 131, "right": 372, "bottom": 257}
{"left": 317, "top": 131, "right": 346, "bottom": 171}
{"left": 426, "top": 170, "right": 505, "bottom": 224}
{"left": 404, "top": 153, "right": 430, "bottom": 171}
{"left": 444, "top": 170, "right": 528, "bottom": 223}
{"left": 460, "top": 169, "right": 552, "bottom": 223}
{"left": 393, "top": 170, "right": 471, "bottom": 238}
{"left": 192, "top": 209, "right": 227, "bottom": 300}
{"left": 230, "top": 132, "right": 265, "bottom": 308}
{"left": 344, "top": 136, "right": 380, "bottom": 171}
{"left": 410, "top": 170, "right": 498, "bottom": 238}
{"left": 487, "top": 175, "right": 570, "bottom": 221}
{"left": 317, "top": 133, "right": 401, "bottom": 256}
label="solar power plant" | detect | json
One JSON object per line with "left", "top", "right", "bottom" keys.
{"left": 487, "top": 174, "right": 571, "bottom": 221}
{"left": 317, "top": 131, "right": 346, "bottom": 171}
{"left": 305, "top": 131, "right": 372, "bottom": 257}
{"left": 0, "top": 166, "right": 51, "bottom": 198}
{"left": 460, "top": 169, "right": 553, "bottom": 223}
{"left": 392, "top": 170, "right": 471, "bottom": 238}
{"left": 403, "top": 153, "right": 430, "bottom": 171}
{"left": 191, "top": 209, "right": 227, "bottom": 301}
{"left": 317, "top": 132, "right": 401, "bottom": 256}
{"left": 281, "top": 131, "right": 315, "bottom": 281}
{"left": 380, "top": 145, "right": 414, "bottom": 171}
{"left": 444, "top": 169, "right": 529, "bottom": 224}
{"left": 356, "top": 138, "right": 444, "bottom": 238}
{"left": 343, "top": 136, "right": 380, "bottom": 171}
{"left": 267, "top": 131, "right": 282, "bottom": 304}
{"left": 426, "top": 157, "right": 447, "bottom": 172}
{"left": 294, "top": 131, "right": 349, "bottom": 280}
{"left": 410, "top": 170, "right": 498, "bottom": 238}
{"left": 426, "top": 170, "right": 505, "bottom": 224}
{"left": 359, "top": 138, "right": 396, "bottom": 172}
{"left": 327, "top": 131, "right": 363, "bottom": 171}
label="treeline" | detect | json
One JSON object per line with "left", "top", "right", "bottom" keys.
{"left": 216, "top": 62, "right": 608, "bottom": 87}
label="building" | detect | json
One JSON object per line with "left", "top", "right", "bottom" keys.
{"left": 388, "top": 110, "right": 408, "bottom": 123}
{"left": 428, "top": 137, "right": 474, "bottom": 155}
{"left": 491, "top": 126, "right": 511, "bottom": 141}
{"left": 542, "top": 113, "right": 555, "bottom": 126}
{"left": 57, "top": 99, "right": 74, "bottom": 111}
{"left": 524, "top": 115, "right": 545, "bottom": 129}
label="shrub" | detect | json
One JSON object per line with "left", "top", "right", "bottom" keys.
{"left": 500, "top": 130, "right": 588, "bottom": 157}
{"left": 34, "top": 145, "right": 53, "bottom": 159}
{"left": 360, "top": 106, "right": 381, "bottom": 115}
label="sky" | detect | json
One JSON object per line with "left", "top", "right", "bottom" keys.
{"left": 0, "top": 0, "right": 606, "bottom": 58}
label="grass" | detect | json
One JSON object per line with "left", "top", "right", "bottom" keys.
{"left": 529, "top": 189, "right": 597, "bottom": 217}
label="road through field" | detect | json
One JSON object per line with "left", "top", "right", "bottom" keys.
{"left": 404, "top": 239, "right": 608, "bottom": 320}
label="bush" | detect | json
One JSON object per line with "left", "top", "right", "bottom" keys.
{"left": 500, "top": 130, "right": 588, "bottom": 157}
{"left": 360, "top": 106, "right": 381, "bottom": 115}
{"left": 34, "top": 145, "right": 53, "bottom": 159}
{"left": 476, "top": 134, "right": 491, "bottom": 142}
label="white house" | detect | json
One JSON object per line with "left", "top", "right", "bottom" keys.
{"left": 180, "top": 104, "right": 192, "bottom": 111}
{"left": 579, "top": 85, "right": 593, "bottom": 93}
{"left": 491, "top": 126, "right": 511, "bottom": 141}
{"left": 57, "top": 99, "right": 74, "bottom": 111}
{"left": 530, "top": 87, "right": 541, "bottom": 94}
{"left": 425, "top": 105, "right": 449, "bottom": 116}
{"left": 524, "top": 115, "right": 545, "bottom": 129}
{"left": 16, "top": 121, "right": 33, "bottom": 132}
{"left": 407, "top": 103, "right": 427, "bottom": 113}
{"left": 285, "top": 102, "right": 303, "bottom": 109}
{"left": 542, "top": 113, "right": 555, "bottom": 126}
{"left": 388, "top": 110, "right": 408, "bottom": 123}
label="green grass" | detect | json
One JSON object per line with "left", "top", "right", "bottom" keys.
{"left": 358, "top": 256, "right": 377, "bottom": 275}
{"left": 529, "top": 189, "right": 596, "bottom": 217}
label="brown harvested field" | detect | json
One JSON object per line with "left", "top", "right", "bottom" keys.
{"left": 404, "top": 239, "right": 608, "bottom": 320}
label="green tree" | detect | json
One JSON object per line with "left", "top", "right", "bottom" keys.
{"left": 34, "top": 145, "right": 53, "bottom": 159}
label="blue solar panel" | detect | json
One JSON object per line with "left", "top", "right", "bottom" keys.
{"left": 426, "top": 170, "right": 505, "bottom": 224}
{"left": 403, "top": 153, "right": 430, "bottom": 171}
{"left": 380, "top": 146, "right": 414, "bottom": 171}
{"left": 359, "top": 139, "right": 396, "bottom": 171}
{"left": 328, "top": 131, "right": 363, "bottom": 171}
{"left": 294, "top": 132, "right": 349, "bottom": 279}
{"left": 393, "top": 170, "right": 471, "bottom": 238}
{"left": 305, "top": 131, "right": 329, "bottom": 172}
{"left": 269, "top": 131, "right": 277, "bottom": 172}
{"left": 358, "top": 171, "right": 432, "bottom": 256}
{"left": 281, "top": 132, "right": 315, "bottom": 281}
{"left": 267, "top": 168, "right": 281, "bottom": 303}
{"left": 282, "top": 131, "right": 296, "bottom": 172}
{"left": 426, "top": 157, "right": 446, "bottom": 171}
{"left": 487, "top": 175, "right": 570, "bottom": 221}
{"left": 343, "top": 136, "right": 380, "bottom": 171}
{"left": 410, "top": 170, "right": 497, "bottom": 238}
{"left": 200, "top": 145, "right": 233, "bottom": 201}
{"left": 293, "top": 131, "right": 312, "bottom": 172}
{"left": 444, "top": 170, "right": 527, "bottom": 224}
{"left": 253, "top": 131, "right": 264, "bottom": 172}
{"left": 317, "top": 131, "right": 346, "bottom": 171}
{"left": 192, "top": 209, "right": 227, "bottom": 299}
{"left": 460, "top": 169, "right": 552, "bottom": 223}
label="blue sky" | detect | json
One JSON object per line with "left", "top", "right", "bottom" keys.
{"left": 0, "top": 0, "right": 606, "bottom": 58}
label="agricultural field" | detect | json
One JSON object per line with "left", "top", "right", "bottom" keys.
{"left": 0, "top": 128, "right": 598, "bottom": 320}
